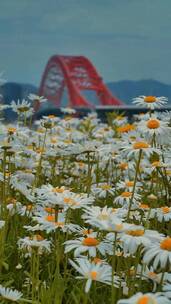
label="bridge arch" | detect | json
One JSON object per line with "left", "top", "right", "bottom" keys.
{"left": 38, "top": 55, "right": 123, "bottom": 109}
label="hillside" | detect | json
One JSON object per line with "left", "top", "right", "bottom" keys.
{"left": 1, "top": 79, "right": 171, "bottom": 108}
{"left": 107, "top": 79, "right": 171, "bottom": 104}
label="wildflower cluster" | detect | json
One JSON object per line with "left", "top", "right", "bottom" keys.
{"left": 0, "top": 95, "right": 171, "bottom": 303}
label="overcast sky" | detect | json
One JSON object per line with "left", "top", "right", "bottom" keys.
{"left": 1, "top": 0, "right": 171, "bottom": 86}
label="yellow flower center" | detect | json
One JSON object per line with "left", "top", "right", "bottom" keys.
{"left": 126, "top": 229, "right": 144, "bottom": 237}
{"left": 8, "top": 127, "right": 16, "bottom": 134}
{"left": 119, "top": 162, "right": 128, "bottom": 170}
{"left": 44, "top": 207, "right": 55, "bottom": 214}
{"left": 161, "top": 206, "right": 170, "bottom": 214}
{"left": 6, "top": 197, "right": 16, "bottom": 204}
{"left": 36, "top": 148, "right": 45, "bottom": 153}
{"left": 144, "top": 96, "right": 157, "bottom": 103}
{"left": 98, "top": 213, "right": 109, "bottom": 220}
{"left": 46, "top": 215, "right": 55, "bottom": 222}
{"left": 64, "top": 116, "right": 72, "bottom": 121}
{"left": 133, "top": 141, "right": 149, "bottom": 149}
{"left": 64, "top": 197, "right": 72, "bottom": 203}
{"left": 101, "top": 184, "right": 111, "bottom": 190}
{"left": 78, "top": 162, "right": 85, "bottom": 168}
{"left": 82, "top": 229, "right": 93, "bottom": 235}
{"left": 146, "top": 119, "right": 160, "bottom": 129}
{"left": 48, "top": 115, "right": 56, "bottom": 119}
{"left": 51, "top": 138, "right": 57, "bottom": 144}
{"left": 5, "top": 172, "right": 11, "bottom": 178}
{"left": 140, "top": 203, "right": 149, "bottom": 209}
{"left": 23, "top": 169, "right": 32, "bottom": 174}
{"left": 112, "top": 208, "right": 117, "bottom": 213}
{"left": 160, "top": 238, "right": 171, "bottom": 251}
{"left": 126, "top": 181, "right": 134, "bottom": 187}
{"left": 151, "top": 161, "right": 161, "bottom": 167}
{"left": 117, "top": 124, "right": 135, "bottom": 133}
{"left": 93, "top": 257, "right": 102, "bottom": 264}
{"left": 115, "top": 224, "right": 124, "bottom": 231}
{"left": 56, "top": 222, "right": 64, "bottom": 227}
{"left": 30, "top": 234, "right": 44, "bottom": 241}
{"left": 64, "top": 139, "right": 72, "bottom": 144}
{"left": 116, "top": 115, "right": 124, "bottom": 121}
{"left": 64, "top": 197, "right": 77, "bottom": 206}
{"left": 35, "top": 234, "right": 44, "bottom": 241}
{"left": 52, "top": 187, "right": 65, "bottom": 193}
{"left": 104, "top": 127, "right": 110, "bottom": 131}
{"left": 121, "top": 191, "right": 132, "bottom": 198}
{"left": 148, "top": 271, "right": 157, "bottom": 279}
{"left": 90, "top": 271, "right": 98, "bottom": 280}
{"left": 82, "top": 237, "right": 99, "bottom": 247}
{"left": 37, "top": 128, "right": 45, "bottom": 134}
{"left": 45, "top": 215, "right": 64, "bottom": 227}
{"left": 129, "top": 268, "right": 136, "bottom": 276}
{"left": 137, "top": 295, "right": 156, "bottom": 304}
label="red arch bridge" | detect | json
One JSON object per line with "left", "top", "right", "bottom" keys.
{"left": 37, "top": 55, "right": 123, "bottom": 110}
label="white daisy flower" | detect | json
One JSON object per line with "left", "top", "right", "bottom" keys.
{"left": 116, "top": 179, "right": 142, "bottom": 191}
{"left": 10, "top": 99, "right": 31, "bottom": 114}
{"left": 132, "top": 95, "right": 168, "bottom": 109}
{"left": 150, "top": 206, "right": 171, "bottom": 222}
{"left": 113, "top": 115, "right": 128, "bottom": 126}
{"left": 117, "top": 292, "right": 170, "bottom": 304}
{"left": 137, "top": 116, "right": 171, "bottom": 141}
{"left": 162, "top": 283, "right": 171, "bottom": 299}
{"left": 143, "top": 160, "right": 170, "bottom": 176}
{"left": 61, "top": 107, "right": 76, "bottom": 114}
{"left": 0, "top": 285, "right": 23, "bottom": 302}
{"left": 69, "top": 258, "right": 120, "bottom": 293}
{"left": 91, "top": 183, "right": 115, "bottom": 198}
{"left": 33, "top": 211, "right": 66, "bottom": 233}
{"left": 36, "top": 184, "right": 69, "bottom": 207}
{"left": 143, "top": 236, "right": 171, "bottom": 270}
{"left": 82, "top": 205, "right": 127, "bottom": 227}
{"left": 120, "top": 225, "right": 163, "bottom": 254}
{"left": 90, "top": 214, "right": 126, "bottom": 234}
{"left": 62, "top": 192, "right": 94, "bottom": 210}
{"left": 28, "top": 93, "right": 47, "bottom": 103}
{"left": 121, "top": 139, "right": 160, "bottom": 159}
{"left": 114, "top": 191, "right": 141, "bottom": 207}
{"left": 0, "top": 104, "right": 10, "bottom": 111}
{"left": 18, "top": 235, "right": 51, "bottom": 253}
{"left": 64, "top": 234, "right": 112, "bottom": 257}
{"left": 136, "top": 265, "right": 170, "bottom": 291}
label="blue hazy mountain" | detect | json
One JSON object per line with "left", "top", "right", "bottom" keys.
{"left": 107, "top": 79, "right": 171, "bottom": 104}
{"left": 1, "top": 79, "right": 171, "bottom": 108}
{"left": 1, "top": 82, "right": 37, "bottom": 104}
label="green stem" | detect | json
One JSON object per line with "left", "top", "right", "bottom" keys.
{"left": 31, "top": 248, "right": 39, "bottom": 302}
{"left": 34, "top": 128, "right": 47, "bottom": 187}
{"left": 127, "top": 149, "right": 142, "bottom": 221}
{"left": 1, "top": 148, "right": 7, "bottom": 217}
{"left": 111, "top": 232, "right": 117, "bottom": 304}
{"left": 86, "top": 152, "right": 92, "bottom": 195}
{"left": 19, "top": 298, "right": 38, "bottom": 303}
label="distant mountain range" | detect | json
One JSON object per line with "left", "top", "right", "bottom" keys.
{"left": 0, "top": 82, "right": 37, "bottom": 105}
{"left": 1, "top": 79, "right": 171, "bottom": 107}
{"left": 107, "top": 79, "right": 171, "bottom": 104}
